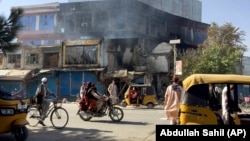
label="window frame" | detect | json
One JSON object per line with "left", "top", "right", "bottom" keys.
{"left": 26, "top": 53, "right": 39, "bottom": 64}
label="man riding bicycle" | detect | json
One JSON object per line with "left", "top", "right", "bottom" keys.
{"left": 35, "top": 77, "right": 55, "bottom": 126}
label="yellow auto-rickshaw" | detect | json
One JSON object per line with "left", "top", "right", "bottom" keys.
{"left": 0, "top": 75, "right": 31, "bottom": 141}
{"left": 179, "top": 74, "right": 250, "bottom": 125}
{"left": 120, "top": 83, "right": 158, "bottom": 108}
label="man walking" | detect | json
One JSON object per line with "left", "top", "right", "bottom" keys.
{"left": 108, "top": 79, "right": 118, "bottom": 104}
{"left": 221, "top": 84, "right": 235, "bottom": 124}
{"left": 164, "top": 75, "right": 184, "bottom": 125}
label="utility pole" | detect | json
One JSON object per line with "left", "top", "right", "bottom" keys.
{"left": 169, "top": 39, "right": 181, "bottom": 75}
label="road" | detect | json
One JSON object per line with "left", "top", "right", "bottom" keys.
{"left": 0, "top": 103, "right": 168, "bottom": 141}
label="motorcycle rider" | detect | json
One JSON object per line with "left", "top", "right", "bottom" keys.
{"left": 79, "top": 82, "right": 91, "bottom": 112}
{"left": 85, "top": 82, "right": 108, "bottom": 114}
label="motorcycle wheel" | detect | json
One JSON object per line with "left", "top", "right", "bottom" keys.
{"left": 13, "top": 126, "right": 29, "bottom": 141}
{"left": 109, "top": 107, "right": 124, "bottom": 122}
{"left": 79, "top": 111, "right": 92, "bottom": 121}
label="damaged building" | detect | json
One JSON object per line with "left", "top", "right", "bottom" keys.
{"left": 1, "top": 0, "right": 209, "bottom": 99}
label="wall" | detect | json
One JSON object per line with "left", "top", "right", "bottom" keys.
{"left": 22, "top": 47, "right": 43, "bottom": 69}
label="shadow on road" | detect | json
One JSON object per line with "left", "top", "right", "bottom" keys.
{"left": 89, "top": 119, "right": 150, "bottom": 125}
{"left": 0, "top": 126, "right": 117, "bottom": 141}
{"left": 121, "top": 106, "right": 164, "bottom": 110}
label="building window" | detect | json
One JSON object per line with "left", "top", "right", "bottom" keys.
{"left": 26, "top": 53, "right": 38, "bottom": 64}
{"left": 39, "top": 14, "right": 54, "bottom": 30}
{"left": 65, "top": 45, "right": 98, "bottom": 65}
{"left": 80, "top": 15, "right": 91, "bottom": 32}
{"left": 20, "top": 16, "right": 36, "bottom": 31}
{"left": 44, "top": 40, "right": 56, "bottom": 45}
{"left": 43, "top": 53, "right": 58, "bottom": 68}
{"left": 8, "top": 54, "right": 21, "bottom": 63}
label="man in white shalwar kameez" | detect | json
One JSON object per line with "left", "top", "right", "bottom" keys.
{"left": 164, "top": 76, "right": 184, "bottom": 125}
{"left": 221, "top": 84, "right": 234, "bottom": 125}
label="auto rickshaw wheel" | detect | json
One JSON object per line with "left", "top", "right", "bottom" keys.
{"left": 147, "top": 103, "right": 154, "bottom": 109}
{"left": 12, "top": 126, "right": 29, "bottom": 141}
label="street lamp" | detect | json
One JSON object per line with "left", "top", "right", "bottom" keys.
{"left": 169, "top": 39, "right": 181, "bottom": 75}
{"left": 221, "top": 27, "right": 239, "bottom": 48}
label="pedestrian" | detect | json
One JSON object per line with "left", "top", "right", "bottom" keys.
{"left": 163, "top": 75, "right": 184, "bottom": 125}
{"left": 35, "top": 77, "right": 54, "bottom": 126}
{"left": 221, "top": 84, "right": 235, "bottom": 125}
{"left": 108, "top": 79, "right": 118, "bottom": 104}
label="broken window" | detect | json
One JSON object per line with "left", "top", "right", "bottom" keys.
{"left": 65, "top": 45, "right": 98, "bottom": 65}
{"left": 80, "top": 15, "right": 91, "bottom": 31}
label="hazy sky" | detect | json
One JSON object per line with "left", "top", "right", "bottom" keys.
{"left": 1, "top": 0, "right": 249, "bottom": 56}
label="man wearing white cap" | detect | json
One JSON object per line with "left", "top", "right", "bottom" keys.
{"left": 35, "top": 77, "right": 52, "bottom": 126}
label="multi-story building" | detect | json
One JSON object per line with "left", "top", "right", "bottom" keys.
{"left": 69, "top": 0, "right": 202, "bottom": 22}
{"left": 1, "top": 0, "right": 209, "bottom": 99}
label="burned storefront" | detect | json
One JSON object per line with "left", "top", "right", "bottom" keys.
{"left": 56, "top": 0, "right": 208, "bottom": 98}
{"left": 7, "top": 0, "right": 209, "bottom": 99}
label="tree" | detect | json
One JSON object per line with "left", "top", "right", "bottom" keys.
{"left": 180, "top": 23, "right": 246, "bottom": 79}
{"left": 0, "top": 8, "right": 23, "bottom": 56}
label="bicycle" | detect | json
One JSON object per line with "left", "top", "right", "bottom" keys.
{"left": 27, "top": 97, "right": 69, "bottom": 129}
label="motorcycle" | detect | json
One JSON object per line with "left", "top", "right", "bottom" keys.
{"left": 76, "top": 95, "right": 124, "bottom": 122}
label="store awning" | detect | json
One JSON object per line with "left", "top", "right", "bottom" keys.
{"left": 57, "top": 68, "right": 105, "bottom": 72}
{"left": 0, "top": 69, "right": 33, "bottom": 80}
{"left": 105, "top": 69, "right": 128, "bottom": 78}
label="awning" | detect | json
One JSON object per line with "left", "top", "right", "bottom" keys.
{"left": 32, "top": 69, "right": 52, "bottom": 77}
{"left": 58, "top": 68, "right": 105, "bottom": 72}
{"left": 105, "top": 69, "right": 128, "bottom": 78}
{"left": 39, "top": 69, "right": 52, "bottom": 73}
{"left": 0, "top": 69, "right": 33, "bottom": 80}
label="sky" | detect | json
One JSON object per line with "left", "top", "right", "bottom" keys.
{"left": 0, "top": 0, "right": 249, "bottom": 56}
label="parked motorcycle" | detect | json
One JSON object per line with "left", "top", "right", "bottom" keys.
{"left": 76, "top": 95, "right": 124, "bottom": 122}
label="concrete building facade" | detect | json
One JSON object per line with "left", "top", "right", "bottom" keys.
{"left": 1, "top": 0, "right": 209, "bottom": 99}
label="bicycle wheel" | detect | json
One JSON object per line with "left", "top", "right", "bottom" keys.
{"left": 27, "top": 106, "right": 40, "bottom": 127}
{"left": 50, "top": 107, "right": 69, "bottom": 129}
